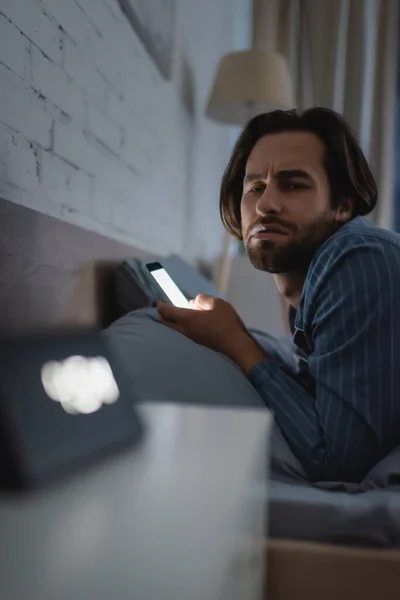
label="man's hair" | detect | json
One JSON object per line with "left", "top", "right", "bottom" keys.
{"left": 220, "top": 107, "right": 378, "bottom": 238}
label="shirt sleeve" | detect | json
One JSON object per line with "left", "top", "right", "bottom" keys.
{"left": 248, "top": 239, "right": 400, "bottom": 482}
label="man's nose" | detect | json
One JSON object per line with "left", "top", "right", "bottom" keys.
{"left": 256, "top": 183, "right": 282, "bottom": 216}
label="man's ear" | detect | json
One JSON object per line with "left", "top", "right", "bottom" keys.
{"left": 336, "top": 197, "right": 354, "bottom": 222}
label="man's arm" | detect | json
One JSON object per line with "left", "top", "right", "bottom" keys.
{"left": 245, "top": 240, "right": 400, "bottom": 482}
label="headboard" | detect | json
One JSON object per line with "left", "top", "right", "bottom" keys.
{"left": 0, "top": 197, "right": 150, "bottom": 334}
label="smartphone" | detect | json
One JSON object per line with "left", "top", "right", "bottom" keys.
{"left": 145, "top": 262, "right": 190, "bottom": 308}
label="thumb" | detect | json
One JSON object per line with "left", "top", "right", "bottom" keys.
{"left": 194, "top": 294, "right": 216, "bottom": 311}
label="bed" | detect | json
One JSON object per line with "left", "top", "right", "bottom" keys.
{"left": 1, "top": 196, "right": 400, "bottom": 599}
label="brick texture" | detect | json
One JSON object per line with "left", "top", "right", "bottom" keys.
{"left": 0, "top": 0, "right": 62, "bottom": 62}
{"left": 0, "top": 15, "right": 26, "bottom": 78}
{"left": 0, "top": 64, "right": 52, "bottom": 147}
{"left": 63, "top": 39, "right": 108, "bottom": 110}
{"left": 41, "top": 150, "right": 92, "bottom": 214}
{"left": 31, "top": 46, "right": 86, "bottom": 123}
{"left": 0, "top": 0, "right": 234, "bottom": 260}
{"left": 0, "top": 122, "right": 40, "bottom": 192}
{"left": 41, "top": 0, "right": 97, "bottom": 50}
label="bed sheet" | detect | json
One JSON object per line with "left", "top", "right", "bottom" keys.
{"left": 269, "top": 480, "right": 400, "bottom": 548}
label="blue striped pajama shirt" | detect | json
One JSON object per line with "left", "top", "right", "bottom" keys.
{"left": 248, "top": 216, "right": 400, "bottom": 482}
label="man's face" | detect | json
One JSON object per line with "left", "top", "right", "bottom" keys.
{"left": 241, "top": 131, "right": 351, "bottom": 274}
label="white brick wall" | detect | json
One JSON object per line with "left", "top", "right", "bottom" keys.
{"left": 0, "top": 0, "right": 235, "bottom": 262}
{"left": 41, "top": 150, "right": 92, "bottom": 215}
{"left": 41, "top": 0, "right": 96, "bottom": 51}
{"left": 0, "top": 122, "right": 39, "bottom": 192}
{"left": 86, "top": 105, "right": 123, "bottom": 156}
{"left": 30, "top": 46, "right": 86, "bottom": 123}
{"left": 63, "top": 39, "right": 108, "bottom": 110}
{"left": 0, "top": 0, "right": 62, "bottom": 62}
{"left": 0, "top": 16, "right": 25, "bottom": 78}
{"left": 0, "top": 64, "right": 52, "bottom": 147}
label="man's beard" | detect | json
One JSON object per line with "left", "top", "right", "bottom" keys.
{"left": 243, "top": 211, "right": 343, "bottom": 274}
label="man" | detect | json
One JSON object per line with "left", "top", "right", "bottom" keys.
{"left": 158, "top": 108, "right": 400, "bottom": 483}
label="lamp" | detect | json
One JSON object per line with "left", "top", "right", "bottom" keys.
{"left": 206, "top": 49, "right": 294, "bottom": 126}
{"left": 207, "top": 1, "right": 295, "bottom": 293}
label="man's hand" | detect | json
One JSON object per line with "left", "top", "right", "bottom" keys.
{"left": 157, "top": 294, "right": 268, "bottom": 375}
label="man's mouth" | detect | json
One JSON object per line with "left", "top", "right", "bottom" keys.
{"left": 250, "top": 224, "right": 290, "bottom": 239}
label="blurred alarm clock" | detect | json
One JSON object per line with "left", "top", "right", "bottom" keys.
{"left": 0, "top": 327, "right": 144, "bottom": 490}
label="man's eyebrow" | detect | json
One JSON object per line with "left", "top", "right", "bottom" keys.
{"left": 244, "top": 169, "right": 313, "bottom": 184}
{"left": 243, "top": 173, "right": 264, "bottom": 184}
{"left": 275, "top": 169, "right": 313, "bottom": 180}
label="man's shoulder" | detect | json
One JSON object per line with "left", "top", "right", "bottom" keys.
{"left": 333, "top": 216, "right": 400, "bottom": 248}
{"left": 299, "top": 218, "right": 400, "bottom": 319}
{"left": 310, "top": 217, "right": 400, "bottom": 278}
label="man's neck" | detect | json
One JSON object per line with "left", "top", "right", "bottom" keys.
{"left": 273, "top": 272, "right": 306, "bottom": 309}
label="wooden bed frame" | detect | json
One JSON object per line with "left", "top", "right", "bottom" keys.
{"left": 0, "top": 197, "right": 149, "bottom": 333}
{"left": 1, "top": 196, "right": 399, "bottom": 599}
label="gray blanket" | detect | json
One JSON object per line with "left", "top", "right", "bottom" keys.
{"left": 269, "top": 480, "right": 400, "bottom": 547}
{"left": 104, "top": 307, "right": 400, "bottom": 548}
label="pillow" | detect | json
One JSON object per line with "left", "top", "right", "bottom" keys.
{"left": 103, "top": 308, "right": 263, "bottom": 407}
{"left": 361, "top": 446, "right": 400, "bottom": 490}
{"left": 103, "top": 308, "right": 308, "bottom": 482}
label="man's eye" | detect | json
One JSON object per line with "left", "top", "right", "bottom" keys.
{"left": 282, "top": 181, "right": 307, "bottom": 191}
{"left": 249, "top": 185, "right": 264, "bottom": 193}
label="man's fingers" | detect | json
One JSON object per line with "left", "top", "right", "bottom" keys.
{"left": 157, "top": 300, "right": 191, "bottom": 322}
{"left": 158, "top": 317, "right": 185, "bottom": 335}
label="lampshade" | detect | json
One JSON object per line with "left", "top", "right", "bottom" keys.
{"left": 206, "top": 49, "right": 295, "bottom": 125}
